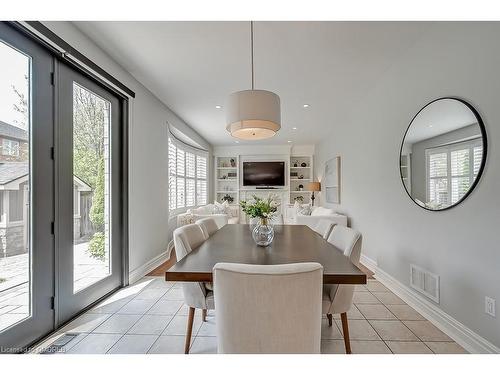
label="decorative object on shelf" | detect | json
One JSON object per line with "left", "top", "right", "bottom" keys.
{"left": 222, "top": 194, "right": 234, "bottom": 204}
{"left": 294, "top": 196, "right": 304, "bottom": 203}
{"left": 240, "top": 194, "right": 278, "bottom": 246}
{"left": 298, "top": 174, "right": 304, "bottom": 179}
{"left": 222, "top": 175, "right": 227, "bottom": 179}
{"left": 293, "top": 160, "right": 298, "bottom": 167}
{"left": 298, "top": 184, "right": 304, "bottom": 191}
{"left": 301, "top": 162, "right": 307, "bottom": 167}
{"left": 225, "top": 22, "right": 281, "bottom": 140}
{"left": 228, "top": 172, "right": 237, "bottom": 178}
{"left": 290, "top": 171, "right": 298, "bottom": 177}
{"left": 230, "top": 158, "right": 236, "bottom": 167}
{"left": 324, "top": 156, "right": 341, "bottom": 204}
{"left": 308, "top": 182, "right": 321, "bottom": 206}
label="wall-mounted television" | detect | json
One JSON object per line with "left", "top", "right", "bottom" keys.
{"left": 243, "top": 161, "right": 286, "bottom": 187}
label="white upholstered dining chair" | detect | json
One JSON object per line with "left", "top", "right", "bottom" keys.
{"left": 213, "top": 262, "right": 323, "bottom": 354}
{"left": 196, "top": 217, "right": 220, "bottom": 239}
{"left": 322, "top": 225, "right": 362, "bottom": 354}
{"left": 313, "top": 219, "right": 336, "bottom": 239}
{"left": 210, "top": 214, "right": 229, "bottom": 229}
{"left": 173, "top": 224, "right": 214, "bottom": 354}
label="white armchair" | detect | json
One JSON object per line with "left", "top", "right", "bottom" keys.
{"left": 213, "top": 262, "right": 323, "bottom": 354}
{"left": 173, "top": 224, "right": 215, "bottom": 354}
{"left": 322, "top": 225, "right": 362, "bottom": 354}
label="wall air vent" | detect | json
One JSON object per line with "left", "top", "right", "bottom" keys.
{"left": 410, "top": 264, "right": 440, "bottom": 303}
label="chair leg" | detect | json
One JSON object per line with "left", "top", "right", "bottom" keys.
{"left": 185, "top": 307, "right": 195, "bottom": 354}
{"left": 340, "top": 312, "right": 351, "bottom": 354}
{"left": 202, "top": 309, "right": 207, "bottom": 322}
{"left": 326, "top": 313, "right": 333, "bottom": 327}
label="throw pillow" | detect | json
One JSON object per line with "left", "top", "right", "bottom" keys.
{"left": 298, "top": 204, "right": 313, "bottom": 216}
{"left": 311, "top": 207, "right": 334, "bottom": 216}
{"left": 213, "top": 201, "right": 226, "bottom": 214}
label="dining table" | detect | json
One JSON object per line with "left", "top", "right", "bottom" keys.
{"left": 165, "top": 224, "right": 366, "bottom": 285}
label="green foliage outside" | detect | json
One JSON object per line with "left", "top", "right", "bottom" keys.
{"left": 88, "top": 232, "right": 105, "bottom": 261}
{"left": 88, "top": 158, "right": 105, "bottom": 260}
{"left": 73, "top": 85, "right": 107, "bottom": 261}
{"left": 73, "top": 85, "right": 106, "bottom": 190}
{"left": 89, "top": 158, "right": 105, "bottom": 229}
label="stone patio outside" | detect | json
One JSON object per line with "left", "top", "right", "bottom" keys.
{"left": 0, "top": 241, "right": 109, "bottom": 332}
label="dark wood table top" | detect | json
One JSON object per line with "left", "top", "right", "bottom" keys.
{"left": 166, "top": 224, "right": 366, "bottom": 285}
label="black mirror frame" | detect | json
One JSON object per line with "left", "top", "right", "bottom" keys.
{"left": 399, "top": 97, "right": 488, "bottom": 212}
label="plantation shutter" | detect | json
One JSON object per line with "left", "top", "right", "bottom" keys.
{"left": 186, "top": 152, "right": 196, "bottom": 207}
{"left": 168, "top": 131, "right": 209, "bottom": 212}
{"left": 473, "top": 146, "right": 483, "bottom": 177}
{"left": 168, "top": 138, "right": 177, "bottom": 210}
{"left": 196, "top": 155, "right": 208, "bottom": 205}
{"left": 426, "top": 138, "right": 482, "bottom": 206}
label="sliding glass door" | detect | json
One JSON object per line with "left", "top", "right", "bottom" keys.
{"left": 0, "top": 22, "right": 126, "bottom": 349}
{"left": 56, "top": 63, "right": 123, "bottom": 324}
{"left": 0, "top": 23, "right": 54, "bottom": 350}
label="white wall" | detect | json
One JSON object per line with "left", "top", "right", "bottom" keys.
{"left": 314, "top": 22, "right": 500, "bottom": 348}
{"left": 41, "top": 22, "right": 211, "bottom": 278}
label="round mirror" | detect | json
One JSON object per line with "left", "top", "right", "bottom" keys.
{"left": 400, "top": 98, "right": 487, "bottom": 211}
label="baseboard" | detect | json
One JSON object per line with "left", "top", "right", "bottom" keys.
{"left": 360, "top": 253, "right": 377, "bottom": 273}
{"left": 373, "top": 265, "right": 500, "bottom": 354}
{"left": 128, "top": 250, "right": 170, "bottom": 284}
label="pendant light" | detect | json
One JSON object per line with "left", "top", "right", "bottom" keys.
{"left": 226, "top": 21, "right": 281, "bottom": 140}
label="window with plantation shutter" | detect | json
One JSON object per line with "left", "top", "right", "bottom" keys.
{"left": 426, "top": 138, "right": 482, "bottom": 206}
{"left": 168, "top": 138, "right": 177, "bottom": 210}
{"left": 428, "top": 151, "right": 448, "bottom": 206}
{"left": 196, "top": 155, "right": 207, "bottom": 205}
{"left": 473, "top": 146, "right": 482, "bottom": 177}
{"left": 168, "top": 135, "right": 209, "bottom": 213}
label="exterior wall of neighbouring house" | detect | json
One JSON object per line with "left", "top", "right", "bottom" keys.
{"left": 0, "top": 182, "right": 28, "bottom": 257}
{"left": 79, "top": 192, "right": 94, "bottom": 237}
{"left": 73, "top": 184, "right": 94, "bottom": 241}
{"left": 0, "top": 182, "right": 92, "bottom": 257}
{"left": 0, "top": 224, "right": 24, "bottom": 257}
{"left": 0, "top": 137, "right": 28, "bottom": 162}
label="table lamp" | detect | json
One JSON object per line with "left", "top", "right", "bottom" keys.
{"left": 308, "top": 182, "right": 321, "bottom": 206}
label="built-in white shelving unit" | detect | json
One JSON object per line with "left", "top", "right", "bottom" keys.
{"left": 213, "top": 145, "right": 315, "bottom": 223}
{"left": 214, "top": 156, "right": 239, "bottom": 205}
{"left": 289, "top": 155, "right": 313, "bottom": 204}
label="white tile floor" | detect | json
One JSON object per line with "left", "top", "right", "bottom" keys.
{"left": 33, "top": 276, "right": 468, "bottom": 354}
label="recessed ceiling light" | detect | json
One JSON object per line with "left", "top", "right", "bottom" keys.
{"left": 215, "top": 105, "right": 222, "bottom": 109}
{"left": 303, "top": 104, "right": 310, "bottom": 108}
{"left": 428, "top": 124, "right": 433, "bottom": 128}
{"left": 287, "top": 140, "right": 292, "bottom": 143}
{"left": 292, "top": 127, "right": 297, "bottom": 130}
{"left": 234, "top": 140, "right": 240, "bottom": 144}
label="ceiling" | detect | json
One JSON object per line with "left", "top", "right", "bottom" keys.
{"left": 73, "top": 21, "right": 430, "bottom": 146}
{"left": 404, "top": 98, "right": 479, "bottom": 144}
